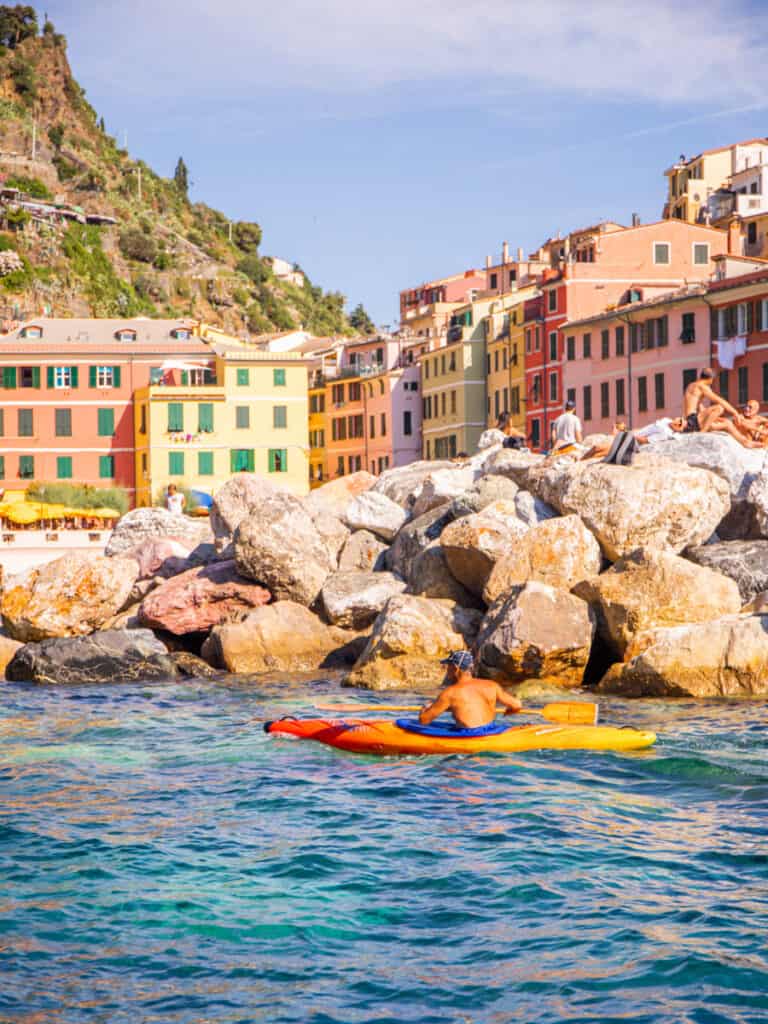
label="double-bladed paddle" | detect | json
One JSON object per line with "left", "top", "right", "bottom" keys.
{"left": 313, "top": 700, "right": 599, "bottom": 726}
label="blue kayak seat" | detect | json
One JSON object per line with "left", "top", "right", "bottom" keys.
{"left": 394, "top": 718, "right": 515, "bottom": 739}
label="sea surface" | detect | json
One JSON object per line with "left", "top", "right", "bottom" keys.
{"left": 0, "top": 678, "right": 766, "bottom": 1024}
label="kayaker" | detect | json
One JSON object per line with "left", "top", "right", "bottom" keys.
{"left": 418, "top": 651, "right": 522, "bottom": 729}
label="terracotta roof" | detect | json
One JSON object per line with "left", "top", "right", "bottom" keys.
{"left": 708, "top": 268, "right": 768, "bottom": 294}
{"left": 4, "top": 316, "right": 200, "bottom": 345}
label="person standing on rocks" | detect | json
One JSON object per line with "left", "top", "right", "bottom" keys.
{"left": 418, "top": 651, "right": 522, "bottom": 729}
{"left": 166, "top": 483, "right": 186, "bottom": 515}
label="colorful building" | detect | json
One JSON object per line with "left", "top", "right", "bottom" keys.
{"left": 399, "top": 269, "right": 487, "bottom": 347}
{"left": 134, "top": 347, "right": 309, "bottom": 505}
{"left": 707, "top": 263, "right": 768, "bottom": 414}
{"left": 663, "top": 139, "right": 768, "bottom": 224}
{"left": 485, "top": 283, "right": 539, "bottom": 433}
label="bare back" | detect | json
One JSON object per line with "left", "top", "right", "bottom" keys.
{"left": 683, "top": 380, "right": 707, "bottom": 417}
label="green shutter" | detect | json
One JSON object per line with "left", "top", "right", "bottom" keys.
{"left": 0, "top": 456, "right": 5, "bottom": 479}
{"left": 273, "top": 405, "right": 287, "bottom": 428}
{"left": 97, "top": 408, "right": 115, "bottom": 436}
{"left": 113, "top": 366, "right": 121, "bottom": 388}
{"left": 181, "top": 370, "right": 189, "bottom": 386}
{"left": 32, "top": 366, "right": 40, "bottom": 388}
{"left": 273, "top": 368, "right": 286, "bottom": 386}
{"left": 70, "top": 366, "right": 78, "bottom": 388}
{"left": 246, "top": 449, "right": 254, "bottom": 472}
{"left": 55, "top": 408, "right": 72, "bottom": 437}
{"left": 18, "top": 409, "right": 32, "bottom": 437}
{"left": 4, "top": 367, "right": 16, "bottom": 389}
{"left": 0, "top": 409, "right": 4, "bottom": 437}
{"left": 198, "top": 403, "right": 214, "bottom": 432}
{"left": 237, "top": 368, "right": 249, "bottom": 386}
{"left": 47, "top": 366, "right": 55, "bottom": 388}
{"left": 99, "top": 455, "right": 114, "bottom": 479}
{"left": 198, "top": 451, "right": 214, "bottom": 475}
{"left": 89, "top": 366, "right": 97, "bottom": 388}
{"left": 19, "top": 454, "right": 33, "bottom": 478}
{"left": 57, "top": 456, "right": 73, "bottom": 479}
{"left": 168, "top": 451, "right": 184, "bottom": 475}
{"left": 268, "top": 448, "right": 287, "bottom": 472}
{"left": 236, "top": 406, "right": 250, "bottom": 429}
{"left": 230, "top": 449, "right": 254, "bottom": 472}
{"left": 168, "top": 403, "right": 184, "bottom": 431}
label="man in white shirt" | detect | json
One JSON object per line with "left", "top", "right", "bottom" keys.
{"left": 166, "top": 483, "right": 186, "bottom": 515}
{"left": 550, "top": 401, "right": 583, "bottom": 451}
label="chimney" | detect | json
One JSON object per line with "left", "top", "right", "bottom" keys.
{"left": 517, "top": 246, "right": 524, "bottom": 262}
{"left": 632, "top": 212, "right": 640, "bottom": 227}
{"left": 485, "top": 254, "right": 492, "bottom": 269}
{"left": 727, "top": 217, "right": 742, "bottom": 256}
{"left": 502, "top": 241, "right": 509, "bottom": 263}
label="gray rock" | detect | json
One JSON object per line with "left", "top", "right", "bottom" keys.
{"left": 513, "top": 490, "right": 558, "bottom": 527}
{"left": 440, "top": 500, "right": 529, "bottom": 597}
{"left": 685, "top": 540, "right": 768, "bottom": 604}
{"left": 106, "top": 508, "right": 212, "bottom": 556}
{"left": 209, "top": 473, "right": 286, "bottom": 542}
{"left": 405, "top": 544, "right": 481, "bottom": 607}
{"left": 410, "top": 466, "right": 479, "bottom": 518}
{"left": 371, "top": 460, "right": 455, "bottom": 507}
{"left": 386, "top": 505, "right": 457, "bottom": 579}
{"left": 343, "top": 491, "right": 408, "bottom": 541}
{"left": 321, "top": 570, "right": 407, "bottom": 629}
{"left": 311, "top": 509, "right": 351, "bottom": 566}
{"left": 338, "top": 530, "right": 388, "bottom": 572}
{"left": 448, "top": 475, "right": 520, "bottom": 518}
{"left": 5, "top": 629, "right": 179, "bottom": 684}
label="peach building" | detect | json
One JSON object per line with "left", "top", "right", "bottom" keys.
{"left": 399, "top": 269, "right": 487, "bottom": 347}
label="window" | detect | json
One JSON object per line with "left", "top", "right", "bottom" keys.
{"left": 56, "top": 456, "right": 72, "bottom": 480}
{"left": 681, "top": 368, "right": 697, "bottom": 395}
{"left": 763, "top": 364, "right": 768, "bottom": 402}
{"left": 548, "top": 289, "right": 557, "bottom": 312}
{"left": 441, "top": 355, "right": 446, "bottom": 375}
{"left": 615, "top": 325, "right": 625, "bottom": 357}
{"left": 140, "top": 405, "right": 147, "bottom": 434}
{"left": 693, "top": 243, "right": 709, "bottom": 265}
{"left": 99, "top": 455, "right": 115, "bottom": 479}
{"left": 149, "top": 367, "right": 163, "bottom": 385}
{"left": 494, "top": 350, "right": 499, "bottom": 373}
{"left": 19, "top": 455, "right": 34, "bottom": 478}
{"left": 601, "top": 330, "right": 610, "bottom": 359}
{"left": 549, "top": 373, "right": 558, "bottom": 402}
{"left": 236, "top": 406, "right": 250, "bottom": 429}
{"left": 490, "top": 272, "right": 498, "bottom": 289}
{"left": 168, "top": 451, "right": 184, "bottom": 476}
{"left": 525, "top": 328, "right": 532, "bottom": 354}
{"left": 0, "top": 409, "right": 4, "bottom": 435}
{"left": 738, "top": 366, "right": 749, "bottom": 406}
{"left": 20, "top": 366, "right": 40, "bottom": 388}
{"left": 582, "top": 333, "right": 592, "bottom": 359}
{"left": 532, "top": 375, "right": 541, "bottom": 404}
{"left": 503, "top": 349, "right": 508, "bottom": 370}
{"left": 18, "top": 409, "right": 32, "bottom": 437}
{"left": 530, "top": 418, "right": 541, "bottom": 449}
{"left": 638, "top": 376, "right": 648, "bottom": 412}
{"left": 273, "top": 405, "right": 287, "bottom": 429}
{"left": 424, "top": 361, "right": 430, "bottom": 379}
{"left": 2, "top": 367, "right": 16, "bottom": 388}
{"left": 231, "top": 449, "right": 255, "bottom": 473}
{"left": 615, "top": 378, "right": 626, "bottom": 416}
{"left": 115, "top": 329, "right": 136, "bottom": 342}
{"left": 171, "top": 327, "right": 191, "bottom": 340}
{"left": 654, "top": 372, "right": 665, "bottom": 409}
{"left": 566, "top": 388, "right": 576, "bottom": 406}
{"left": 237, "top": 368, "right": 250, "bottom": 386}
{"left": 97, "top": 408, "right": 115, "bottom": 436}
{"left": 653, "top": 242, "right": 671, "bottom": 265}
{"left": 198, "top": 403, "right": 214, "bottom": 433}
{"left": 336, "top": 455, "right": 345, "bottom": 477}
{"left": 369, "top": 414, "right": 375, "bottom": 438}
{"left": 549, "top": 331, "right": 557, "bottom": 361}
{"left": 198, "top": 451, "right": 214, "bottom": 475}
{"left": 403, "top": 410, "right": 412, "bottom": 436}
{"left": 748, "top": 222, "right": 758, "bottom": 245}
{"left": 441, "top": 392, "right": 446, "bottom": 416}
{"left": 494, "top": 390, "right": 500, "bottom": 419}
{"left": 451, "top": 390, "right": 457, "bottom": 414}
{"left": 0, "top": 456, "right": 5, "bottom": 478}
{"left": 566, "top": 335, "right": 575, "bottom": 361}
{"left": 90, "top": 365, "right": 119, "bottom": 388}
{"left": 55, "top": 408, "right": 72, "bottom": 437}
{"left": 350, "top": 455, "right": 362, "bottom": 473}
{"left": 20, "top": 325, "right": 42, "bottom": 339}
{"left": 349, "top": 382, "right": 362, "bottom": 401}
{"left": 583, "top": 385, "right": 592, "bottom": 421}
{"left": 535, "top": 327, "right": 541, "bottom": 351}
{"left": 332, "top": 383, "right": 345, "bottom": 404}
{"left": 167, "top": 403, "right": 184, "bottom": 432}
{"left": 680, "top": 312, "right": 696, "bottom": 343}
{"left": 600, "top": 381, "right": 609, "bottom": 419}
{"left": 511, "top": 387, "right": 520, "bottom": 415}
{"left": 269, "top": 448, "right": 287, "bottom": 473}
{"left": 273, "top": 368, "right": 286, "bottom": 387}
{"left": 381, "top": 412, "right": 387, "bottom": 436}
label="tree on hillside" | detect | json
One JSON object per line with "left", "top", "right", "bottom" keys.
{"left": 174, "top": 157, "right": 189, "bottom": 196}
{"left": 233, "top": 221, "right": 262, "bottom": 254}
{"left": 349, "top": 302, "right": 375, "bottom": 335}
{"left": 0, "top": 5, "right": 37, "bottom": 47}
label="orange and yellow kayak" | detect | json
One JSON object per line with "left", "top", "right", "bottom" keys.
{"left": 263, "top": 717, "right": 656, "bottom": 756}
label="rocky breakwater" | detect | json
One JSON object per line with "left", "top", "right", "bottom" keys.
{"left": 5, "top": 435, "right": 768, "bottom": 700}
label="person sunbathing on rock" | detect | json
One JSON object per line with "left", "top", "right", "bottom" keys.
{"left": 730, "top": 400, "right": 768, "bottom": 445}
{"left": 683, "top": 368, "right": 742, "bottom": 433}
{"left": 418, "top": 651, "right": 522, "bottom": 729}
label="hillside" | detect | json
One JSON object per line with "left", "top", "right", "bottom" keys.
{"left": 0, "top": 8, "right": 360, "bottom": 335}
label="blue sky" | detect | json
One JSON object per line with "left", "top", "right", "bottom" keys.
{"left": 44, "top": 1, "right": 768, "bottom": 326}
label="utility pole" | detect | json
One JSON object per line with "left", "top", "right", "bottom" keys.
{"left": 31, "top": 115, "right": 37, "bottom": 161}
{"left": 137, "top": 165, "right": 142, "bottom": 203}
{"left": 228, "top": 221, "right": 233, "bottom": 243}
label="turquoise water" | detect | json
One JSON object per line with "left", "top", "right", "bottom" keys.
{"left": 1, "top": 680, "right": 766, "bottom": 1024}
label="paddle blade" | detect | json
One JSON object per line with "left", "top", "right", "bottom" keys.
{"left": 540, "top": 702, "right": 598, "bottom": 725}
{"left": 314, "top": 702, "right": 422, "bottom": 713}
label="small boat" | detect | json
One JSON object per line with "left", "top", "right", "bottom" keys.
{"left": 264, "top": 717, "right": 657, "bottom": 756}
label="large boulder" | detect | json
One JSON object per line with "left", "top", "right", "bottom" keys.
{"left": 448, "top": 475, "right": 519, "bottom": 518}
{"left": 597, "top": 615, "right": 768, "bottom": 698}
{"left": 371, "top": 460, "right": 455, "bottom": 507}
{"left": 386, "top": 505, "right": 456, "bottom": 579}
{"left": 305, "top": 471, "right": 376, "bottom": 517}
{"left": 310, "top": 509, "right": 350, "bottom": 566}
{"left": 5, "top": 628, "right": 178, "bottom": 684}
{"left": 338, "top": 529, "right": 388, "bottom": 572}
{"left": 405, "top": 545, "right": 481, "bottom": 607}
{"left": 234, "top": 492, "right": 334, "bottom": 606}
{"left": 138, "top": 560, "right": 271, "bottom": 635}
{"left": 207, "top": 601, "right": 362, "bottom": 674}
{"left": 410, "top": 466, "right": 479, "bottom": 518}
{"left": 0, "top": 634, "right": 22, "bottom": 678}
{"left": 685, "top": 540, "right": 768, "bottom": 604}
{"left": 573, "top": 549, "right": 742, "bottom": 660}
{"left": 123, "top": 537, "right": 192, "bottom": 580}
{"left": 1, "top": 554, "right": 139, "bottom": 642}
{"left": 483, "top": 447, "right": 544, "bottom": 486}
{"left": 320, "top": 570, "right": 407, "bottom": 629}
{"left": 346, "top": 595, "right": 482, "bottom": 690}
{"left": 106, "top": 507, "right": 211, "bottom": 556}
{"left": 209, "top": 474, "right": 285, "bottom": 541}
{"left": 513, "top": 490, "right": 558, "bottom": 527}
{"left": 476, "top": 582, "right": 595, "bottom": 688}
{"left": 746, "top": 466, "right": 768, "bottom": 539}
{"left": 440, "top": 500, "right": 529, "bottom": 597}
{"left": 343, "top": 491, "right": 408, "bottom": 542}
{"left": 528, "top": 457, "right": 731, "bottom": 561}
{"left": 643, "top": 434, "right": 764, "bottom": 539}
{"left": 484, "top": 515, "right": 602, "bottom": 604}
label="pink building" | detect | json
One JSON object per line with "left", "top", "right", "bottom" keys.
{"left": 0, "top": 318, "right": 209, "bottom": 494}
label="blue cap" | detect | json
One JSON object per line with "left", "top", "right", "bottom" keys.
{"left": 440, "top": 650, "right": 474, "bottom": 671}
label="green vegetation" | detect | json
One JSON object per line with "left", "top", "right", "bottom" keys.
{"left": 0, "top": 232, "right": 15, "bottom": 250}
{"left": 236, "top": 253, "right": 270, "bottom": 285}
{"left": 279, "top": 277, "right": 351, "bottom": 335}
{"left": 62, "top": 224, "right": 155, "bottom": 317}
{"left": 47, "top": 123, "right": 64, "bottom": 149}
{"left": 4, "top": 206, "right": 29, "bottom": 230}
{"left": 27, "top": 481, "right": 129, "bottom": 515}
{"left": 119, "top": 227, "right": 157, "bottom": 263}
{"left": 174, "top": 156, "right": 189, "bottom": 196}
{"left": 0, "top": 5, "right": 37, "bottom": 48}
{"left": 4, "top": 174, "right": 52, "bottom": 199}
{"left": 349, "top": 302, "right": 376, "bottom": 334}
{"left": 9, "top": 54, "right": 36, "bottom": 101}
{"left": 0, "top": 251, "right": 32, "bottom": 292}
{"left": 52, "top": 154, "right": 77, "bottom": 181}
{"left": 233, "top": 221, "right": 262, "bottom": 253}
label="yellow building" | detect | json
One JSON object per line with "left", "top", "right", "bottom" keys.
{"left": 308, "top": 377, "right": 327, "bottom": 488}
{"left": 134, "top": 348, "right": 309, "bottom": 506}
{"left": 663, "top": 139, "right": 768, "bottom": 222}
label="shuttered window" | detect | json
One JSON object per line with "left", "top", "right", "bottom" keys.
{"left": 97, "top": 408, "right": 115, "bottom": 436}
{"left": 269, "top": 448, "right": 287, "bottom": 473}
{"left": 638, "top": 376, "right": 648, "bottom": 412}
{"left": 273, "top": 368, "right": 286, "bottom": 386}
{"left": 57, "top": 456, "right": 73, "bottom": 479}
{"left": 167, "top": 403, "right": 184, "bottom": 432}
{"left": 19, "top": 455, "right": 34, "bottom": 478}
{"left": 99, "top": 455, "right": 115, "bottom": 479}
{"left": 230, "top": 449, "right": 255, "bottom": 473}
{"left": 18, "top": 409, "right": 33, "bottom": 436}
{"left": 55, "top": 409, "right": 72, "bottom": 437}
{"left": 2, "top": 367, "right": 15, "bottom": 389}
{"left": 168, "top": 452, "right": 184, "bottom": 476}
{"left": 273, "top": 405, "right": 287, "bottom": 428}
{"left": 198, "top": 451, "right": 214, "bottom": 475}
{"left": 197, "top": 403, "right": 214, "bottom": 433}
{"left": 236, "top": 406, "right": 250, "bottom": 429}
{"left": 237, "top": 369, "right": 250, "bottom": 386}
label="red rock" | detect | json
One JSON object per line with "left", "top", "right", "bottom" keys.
{"left": 138, "top": 560, "right": 270, "bottom": 635}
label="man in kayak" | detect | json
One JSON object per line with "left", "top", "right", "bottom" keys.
{"left": 418, "top": 651, "right": 523, "bottom": 729}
